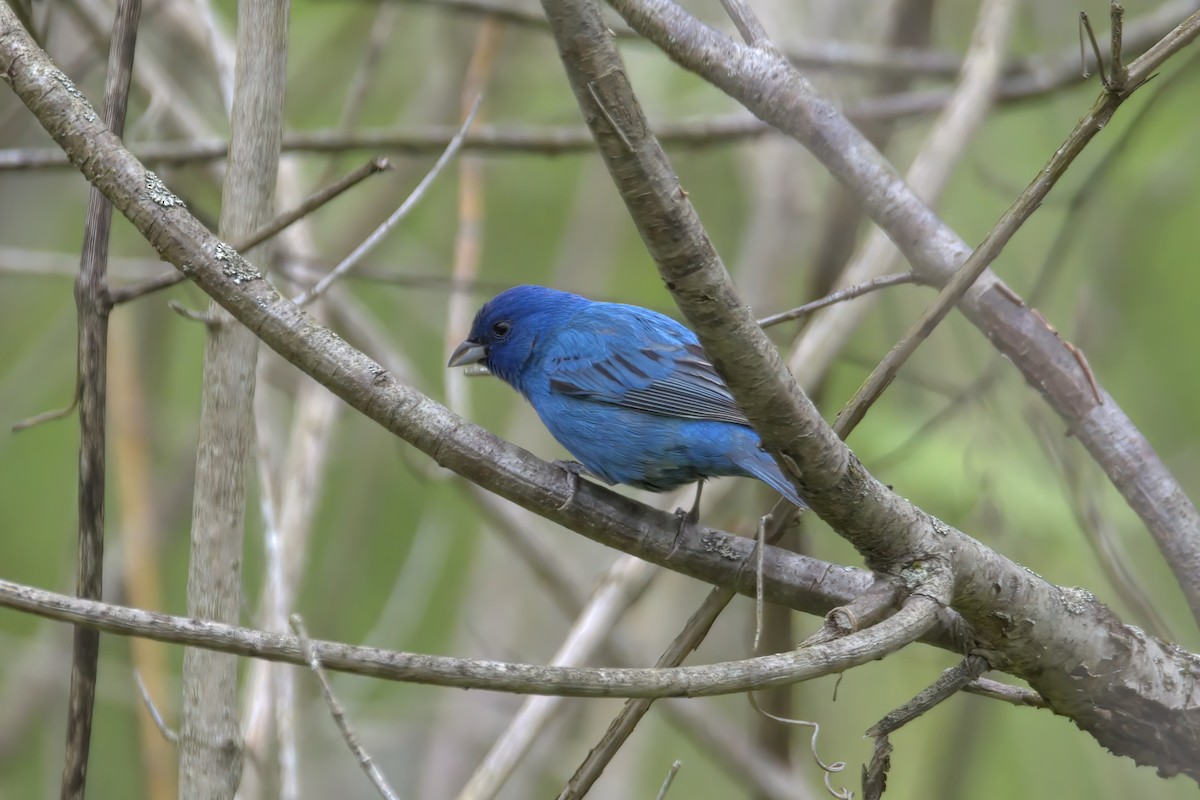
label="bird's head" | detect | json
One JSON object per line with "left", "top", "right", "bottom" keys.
{"left": 448, "top": 285, "right": 588, "bottom": 389}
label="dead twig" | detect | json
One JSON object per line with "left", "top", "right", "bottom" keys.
{"left": 109, "top": 157, "right": 393, "bottom": 304}
{"left": 293, "top": 96, "right": 482, "bottom": 307}
{"left": 292, "top": 616, "right": 402, "bottom": 800}
{"left": 61, "top": 2, "right": 141, "bottom": 797}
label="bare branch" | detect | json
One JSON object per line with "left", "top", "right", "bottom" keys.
{"left": 653, "top": 761, "right": 682, "bottom": 800}
{"left": 3, "top": 12, "right": 1199, "bottom": 777}
{"left": 178, "top": 1, "right": 289, "bottom": 795}
{"left": 866, "top": 654, "right": 989, "bottom": 737}
{"left": 789, "top": 0, "right": 1016, "bottom": 397}
{"left": 293, "top": 96, "right": 482, "bottom": 306}
{"left": 458, "top": 555, "right": 656, "bottom": 800}
{"left": 757, "top": 272, "right": 915, "bottom": 329}
{"left": 0, "top": 576, "right": 947, "bottom": 698}
{"left": 962, "top": 678, "right": 1046, "bottom": 708}
{"left": 601, "top": 0, "right": 1200, "bottom": 626}
{"left": 291, "top": 616, "right": 402, "bottom": 800}
{"left": 717, "top": 0, "right": 768, "bottom": 47}
{"left": 559, "top": 513, "right": 815, "bottom": 799}
{"left": 404, "top": 0, "right": 1185, "bottom": 83}
{"left": 133, "top": 670, "right": 179, "bottom": 745}
{"left": 535, "top": 0, "right": 1200, "bottom": 777}
{"left": 473, "top": 492, "right": 807, "bottom": 800}
{"left": 109, "top": 156, "right": 393, "bottom": 305}
{"left": 61, "top": 1, "right": 141, "bottom": 797}
{"left": 861, "top": 734, "right": 892, "bottom": 800}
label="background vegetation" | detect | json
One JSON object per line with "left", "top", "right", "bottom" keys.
{"left": 1, "top": 0, "right": 1199, "bottom": 797}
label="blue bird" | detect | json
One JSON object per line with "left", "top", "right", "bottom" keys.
{"left": 448, "top": 285, "right": 805, "bottom": 510}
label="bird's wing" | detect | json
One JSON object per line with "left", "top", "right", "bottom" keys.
{"left": 545, "top": 313, "right": 750, "bottom": 425}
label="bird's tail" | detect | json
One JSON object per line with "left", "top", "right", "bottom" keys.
{"left": 738, "top": 447, "right": 807, "bottom": 509}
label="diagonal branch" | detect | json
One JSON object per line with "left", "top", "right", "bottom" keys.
{"left": 601, "top": 0, "right": 1200, "bottom": 627}
{"left": 537, "top": 0, "right": 1200, "bottom": 779}
{"left": 788, "top": 0, "right": 1015, "bottom": 394}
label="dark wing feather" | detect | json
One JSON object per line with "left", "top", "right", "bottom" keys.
{"left": 548, "top": 337, "right": 750, "bottom": 425}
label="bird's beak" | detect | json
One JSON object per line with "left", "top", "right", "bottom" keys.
{"left": 448, "top": 339, "right": 488, "bottom": 368}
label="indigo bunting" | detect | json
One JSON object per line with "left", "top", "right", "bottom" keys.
{"left": 449, "top": 285, "right": 805, "bottom": 509}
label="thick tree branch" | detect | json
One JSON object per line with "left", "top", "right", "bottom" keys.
{"left": 537, "top": 0, "right": 1200, "bottom": 780}
{"left": 600, "top": 0, "right": 1200, "bottom": 627}
{"left": 2, "top": 6, "right": 1200, "bottom": 781}
{"left": 178, "top": 2, "right": 289, "bottom": 796}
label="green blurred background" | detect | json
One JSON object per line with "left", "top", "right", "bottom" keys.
{"left": 1, "top": 0, "right": 1199, "bottom": 797}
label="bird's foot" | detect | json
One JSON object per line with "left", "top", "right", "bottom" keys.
{"left": 553, "top": 460, "right": 590, "bottom": 510}
{"left": 671, "top": 481, "right": 704, "bottom": 552}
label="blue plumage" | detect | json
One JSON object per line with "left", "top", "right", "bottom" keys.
{"left": 449, "top": 285, "right": 805, "bottom": 508}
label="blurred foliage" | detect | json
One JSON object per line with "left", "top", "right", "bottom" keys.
{"left": 1, "top": 0, "right": 1199, "bottom": 798}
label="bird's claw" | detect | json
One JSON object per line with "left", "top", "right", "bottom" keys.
{"left": 553, "top": 460, "right": 589, "bottom": 510}
{"left": 671, "top": 481, "right": 704, "bottom": 552}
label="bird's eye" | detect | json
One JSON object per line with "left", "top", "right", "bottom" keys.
{"left": 492, "top": 320, "right": 511, "bottom": 338}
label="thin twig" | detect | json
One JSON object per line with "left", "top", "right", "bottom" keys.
{"left": 757, "top": 272, "right": 915, "bottom": 328}
{"left": 133, "top": 669, "right": 179, "bottom": 744}
{"left": 4, "top": 3, "right": 1190, "bottom": 777}
{"left": 313, "top": 0, "right": 400, "bottom": 189}
{"left": 468, "top": 488, "right": 805, "bottom": 800}
{"left": 402, "top": 0, "right": 1180, "bottom": 83}
{"left": 788, "top": 0, "right": 1016, "bottom": 400}
{"left": 1110, "top": 2, "right": 1129, "bottom": 91}
{"left": 1079, "top": 11, "right": 1108, "bottom": 83}
{"left": 747, "top": 695, "right": 851, "bottom": 800}
{"left": 293, "top": 95, "right": 483, "bottom": 306}
{"left": 718, "top": 0, "right": 769, "bottom": 46}
{"left": 557, "top": 512, "right": 799, "bottom": 799}
{"left": 0, "top": 0, "right": 1190, "bottom": 170}
{"left": 291, "top": 616, "right": 402, "bottom": 800}
{"left": 962, "top": 678, "right": 1046, "bottom": 708}
{"left": 167, "top": 300, "right": 213, "bottom": 324}
{"left": 109, "top": 156, "right": 392, "bottom": 305}
{"left": 604, "top": 0, "right": 1200, "bottom": 626}
{"left": 653, "top": 761, "right": 683, "bottom": 800}
{"left": 457, "top": 554, "right": 656, "bottom": 800}
{"left": 239, "top": 156, "right": 393, "bottom": 255}
{"left": 870, "top": 51, "right": 1194, "bottom": 474}
{"left": 831, "top": 0, "right": 1147, "bottom": 438}
{"left": 866, "top": 654, "right": 989, "bottom": 737}
{"left": 753, "top": 513, "right": 769, "bottom": 652}
{"left": 11, "top": 391, "right": 78, "bottom": 432}
{"left": 61, "top": 2, "right": 141, "bottom": 798}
